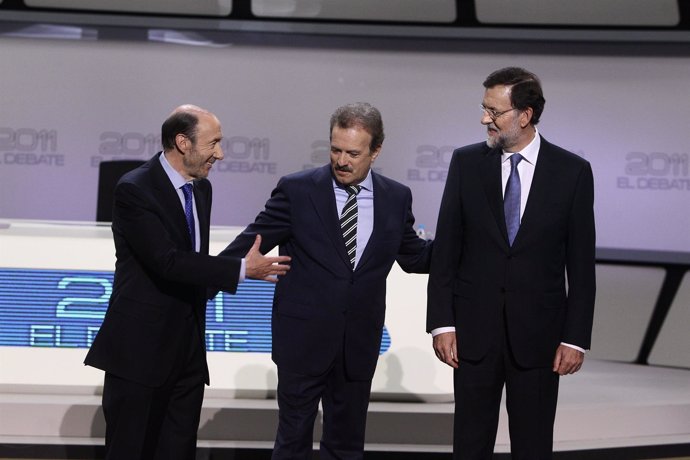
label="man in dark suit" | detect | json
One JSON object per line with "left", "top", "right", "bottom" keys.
{"left": 427, "top": 68, "right": 596, "bottom": 459}
{"left": 218, "top": 102, "right": 432, "bottom": 459}
{"left": 84, "top": 105, "right": 290, "bottom": 460}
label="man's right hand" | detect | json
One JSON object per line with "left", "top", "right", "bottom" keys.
{"left": 433, "top": 331, "right": 459, "bottom": 369}
{"left": 244, "top": 234, "right": 291, "bottom": 283}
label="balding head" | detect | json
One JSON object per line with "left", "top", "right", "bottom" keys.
{"left": 162, "top": 104, "right": 217, "bottom": 152}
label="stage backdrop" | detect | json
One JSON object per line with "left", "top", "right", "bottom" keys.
{"left": 0, "top": 35, "right": 688, "bottom": 253}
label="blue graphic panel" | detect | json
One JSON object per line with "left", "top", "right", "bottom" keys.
{"left": 0, "top": 268, "right": 391, "bottom": 353}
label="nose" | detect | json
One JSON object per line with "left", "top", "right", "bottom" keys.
{"left": 334, "top": 152, "right": 347, "bottom": 165}
{"left": 215, "top": 145, "right": 224, "bottom": 161}
{"left": 481, "top": 112, "right": 493, "bottom": 125}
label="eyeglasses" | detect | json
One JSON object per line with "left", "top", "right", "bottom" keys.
{"left": 479, "top": 104, "right": 518, "bottom": 121}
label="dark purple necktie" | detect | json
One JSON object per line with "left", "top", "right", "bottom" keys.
{"left": 181, "top": 183, "right": 196, "bottom": 250}
{"left": 504, "top": 153, "right": 523, "bottom": 246}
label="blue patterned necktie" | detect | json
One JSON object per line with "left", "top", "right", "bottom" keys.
{"left": 340, "top": 185, "right": 361, "bottom": 269}
{"left": 504, "top": 153, "right": 523, "bottom": 246}
{"left": 181, "top": 183, "right": 196, "bottom": 251}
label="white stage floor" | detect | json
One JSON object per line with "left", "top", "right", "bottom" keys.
{"left": 0, "top": 360, "right": 689, "bottom": 457}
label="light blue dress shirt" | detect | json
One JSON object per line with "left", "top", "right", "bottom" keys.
{"left": 333, "top": 170, "right": 374, "bottom": 269}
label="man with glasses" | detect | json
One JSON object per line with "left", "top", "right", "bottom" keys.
{"left": 427, "top": 67, "right": 596, "bottom": 459}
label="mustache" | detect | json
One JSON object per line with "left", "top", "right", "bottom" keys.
{"left": 335, "top": 165, "right": 353, "bottom": 173}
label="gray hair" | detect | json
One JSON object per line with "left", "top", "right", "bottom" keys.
{"left": 329, "top": 102, "right": 385, "bottom": 151}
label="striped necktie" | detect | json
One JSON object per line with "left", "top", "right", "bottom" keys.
{"left": 340, "top": 185, "right": 361, "bottom": 269}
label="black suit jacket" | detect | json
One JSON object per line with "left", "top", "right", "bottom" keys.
{"left": 219, "top": 165, "right": 432, "bottom": 380}
{"left": 85, "top": 153, "right": 241, "bottom": 387}
{"left": 427, "top": 137, "right": 596, "bottom": 368}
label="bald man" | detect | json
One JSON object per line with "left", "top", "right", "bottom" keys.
{"left": 85, "top": 105, "right": 290, "bottom": 460}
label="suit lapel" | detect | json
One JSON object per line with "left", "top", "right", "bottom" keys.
{"left": 308, "top": 165, "right": 352, "bottom": 268}
{"left": 513, "top": 137, "right": 552, "bottom": 248}
{"left": 479, "top": 147, "right": 508, "bottom": 245}
{"left": 150, "top": 153, "right": 193, "bottom": 249}
{"left": 356, "top": 172, "right": 386, "bottom": 271}
{"left": 193, "top": 180, "right": 210, "bottom": 255}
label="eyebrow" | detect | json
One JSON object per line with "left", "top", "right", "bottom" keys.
{"left": 332, "top": 145, "right": 361, "bottom": 153}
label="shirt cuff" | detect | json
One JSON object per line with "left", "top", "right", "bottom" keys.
{"left": 431, "top": 326, "right": 455, "bottom": 337}
{"left": 239, "top": 258, "right": 246, "bottom": 283}
{"left": 561, "top": 342, "right": 586, "bottom": 353}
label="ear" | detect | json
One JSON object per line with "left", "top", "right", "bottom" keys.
{"left": 370, "top": 145, "right": 382, "bottom": 161}
{"left": 175, "top": 133, "right": 190, "bottom": 154}
{"left": 520, "top": 107, "right": 534, "bottom": 128}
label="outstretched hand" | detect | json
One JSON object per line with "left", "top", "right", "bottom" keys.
{"left": 244, "top": 234, "right": 291, "bottom": 283}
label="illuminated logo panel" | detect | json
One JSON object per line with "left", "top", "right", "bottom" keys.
{"left": 0, "top": 268, "right": 391, "bottom": 353}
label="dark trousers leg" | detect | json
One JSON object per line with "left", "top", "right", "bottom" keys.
{"left": 453, "top": 303, "right": 561, "bottom": 460}
{"left": 319, "top": 354, "right": 372, "bottom": 460}
{"left": 102, "top": 372, "right": 161, "bottom": 460}
{"left": 102, "top": 323, "right": 205, "bottom": 460}
{"left": 272, "top": 351, "right": 372, "bottom": 460}
{"left": 504, "top": 352, "right": 559, "bottom": 460}
{"left": 452, "top": 345, "right": 505, "bottom": 460}
{"left": 153, "top": 337, "right": 206, "bottom": 460}
{"left": 272, "top": 368, "right": 325, "bottom": 460}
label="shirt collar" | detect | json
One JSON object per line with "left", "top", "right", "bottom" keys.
{"left": 502, "top": 127, "right": 540, "bottom": 165}
{"left": 332, "top": 169, "right": 373, "bottom": 192}
{"left": 159, "top": 151, "right": 191, "bottom": 189}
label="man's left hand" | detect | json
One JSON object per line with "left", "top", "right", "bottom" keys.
{"left": 552, "top": 344, "right": 584, "bottom": 375}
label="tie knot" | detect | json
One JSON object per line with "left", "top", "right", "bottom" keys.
{"left": 346, "top": 185, "right": 361, "bottom": 197}
{"left": 509, "top": 153, "right": 523, "bottom": 169}
{"left": 181, "top": 183, "right": 193, "bottom": 200}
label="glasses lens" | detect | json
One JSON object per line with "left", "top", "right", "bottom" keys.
{"left": 480, "top": 105, "right": 497, "bottom": 119}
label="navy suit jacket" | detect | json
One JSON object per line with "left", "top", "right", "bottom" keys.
{"left": 219, "top": 165, "right": 432, "bottom": 380}
{"left": 85, "top": 153, "right": 242, "bottom": 387}
{"left": 427, "top": 137, "right": 596, "bottom": 368}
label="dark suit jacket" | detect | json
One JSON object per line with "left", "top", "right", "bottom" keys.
{"left": 85, "top": 153, "right": 241, "bottom": 387}
{"left": 427, "top": 137, "right": 596, "bottom": 368}
{"left": 219, "top": 165, "right": 432, "bottom": 380}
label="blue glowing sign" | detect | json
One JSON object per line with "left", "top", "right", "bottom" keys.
{"left": 0, "top": 268, "right": 391, "bottom": 353}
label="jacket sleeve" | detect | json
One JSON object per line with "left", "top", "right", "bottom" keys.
{"left": 426, "top": 150, "right": 463, "bottom": 332}
{"left": 113, "top": 180, "right": 241, "bottom": 293}
{"left": 562, "top": 161, "right": 596, "bottom": 349}
{"left": 217, "top": 176, "right": 293, "bottom": 260}
{"left": 396, "top": 187, "right": 433, "bottom": 274}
